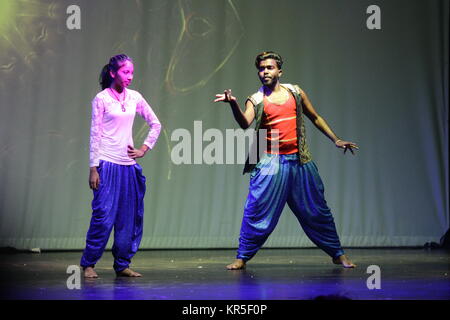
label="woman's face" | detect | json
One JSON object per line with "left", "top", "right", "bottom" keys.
{"left": 110, "top": 60, "right": 134, "bottom": 89}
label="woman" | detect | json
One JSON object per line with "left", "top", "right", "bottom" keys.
{"left": 80, "top": 54, "right": 161, "bottom": 278}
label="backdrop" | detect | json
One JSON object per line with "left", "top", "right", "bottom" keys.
{"left": 0, "top": 0, "right": 448, "bottom": 250}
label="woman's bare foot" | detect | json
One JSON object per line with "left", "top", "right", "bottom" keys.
{"left": 84, "top": 267, "right": 98, "bottom": 278}
{"left": 333, "top": 255, "right": 356, "bottom": 268}
{"left": 116, "top": 268, "right": 142, "bottom": 277}
{"left": 226, "top": 259, "right": 246, "bottom": 270}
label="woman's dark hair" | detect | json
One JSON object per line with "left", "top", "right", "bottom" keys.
{"left": 255, "top": 51, "right": 283, "bottom": 69}
{"left": 99, "top": 54, "right": 133, "bottom": 89}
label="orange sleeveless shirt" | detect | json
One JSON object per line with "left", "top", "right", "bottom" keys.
{"left": 261, "top": 93, "right": 299, "bottom": 155}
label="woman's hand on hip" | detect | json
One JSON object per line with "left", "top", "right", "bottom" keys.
{"left": 127, "top": 145, "right": 148, "bottom": 159}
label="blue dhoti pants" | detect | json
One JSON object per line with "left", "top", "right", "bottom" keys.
{"left": 80, "top": 160, "right": 146, "bottom": 272}
{"left": 237, "top": 153, "right": 344, "bottom": 261}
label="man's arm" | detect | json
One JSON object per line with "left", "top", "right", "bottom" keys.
{"left": 299, "top": 88, "right": 359, "bottom": 153}
{"left": 214, "top": 89, "right": 255, "bottom": 129}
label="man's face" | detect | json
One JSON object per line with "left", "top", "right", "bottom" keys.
{"left": 257, "top": 58, "right": 282, "bottom": 87}
{"left": 110, "top": 60, "right": 134, "bottom": 88}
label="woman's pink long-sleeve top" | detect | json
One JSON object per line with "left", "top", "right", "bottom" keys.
{"left": 89, "top": 88, "right": 161, "bottom": 167}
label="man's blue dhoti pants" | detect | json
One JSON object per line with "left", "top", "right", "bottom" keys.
{"left": 237, "top": 153, "right": 344, "bottom": 261}
{"left": 80, "top": 160, "right": 146, "bottom": 272}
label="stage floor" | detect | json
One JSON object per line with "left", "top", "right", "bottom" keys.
{"left": 0, "top": 248, "right": 449, "bottom": 300}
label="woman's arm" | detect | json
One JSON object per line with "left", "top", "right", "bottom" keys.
{"left": 132, "top": 95, "right": 162, "bottom": 158}
{"left": 89, "top": 97, "right": 104, "bottom": 189}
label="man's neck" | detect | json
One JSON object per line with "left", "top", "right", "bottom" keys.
{"left": 263, "top": 82, "right": 281, "bottom": 96}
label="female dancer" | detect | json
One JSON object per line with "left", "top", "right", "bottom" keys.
{"left": 80, "top": 54, "right": 161, "bottom": 278}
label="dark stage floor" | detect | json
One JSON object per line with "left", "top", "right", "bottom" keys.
{"left": 0, "top": 248, "right": 449, "bottom": 300}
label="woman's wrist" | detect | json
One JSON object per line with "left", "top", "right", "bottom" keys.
{"left": 140, "top": 145, "right": 149, "bottom": 155}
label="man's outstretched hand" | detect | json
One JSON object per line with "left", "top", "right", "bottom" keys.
{"left": 214, "top": 89, "right": 236, "bottom": 103}
{"left": 335, "top": 140, "right": 359, "bottom": 155}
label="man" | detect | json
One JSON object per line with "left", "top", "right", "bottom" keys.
{"left": 214, "top": 51, "right": 358, "bottom": 270}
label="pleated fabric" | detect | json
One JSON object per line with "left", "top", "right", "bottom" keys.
{"left": 237, "top": 153, "right": 344, "bottom": 261}
{"left": 80, "top": 160, "right": 146, "bottom": 272}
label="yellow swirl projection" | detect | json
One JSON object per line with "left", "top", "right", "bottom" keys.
{"left": 141, "top": 0, "right": 244, "bottom": 180}
{"left": 0, "top": 0, "right": 61, "bottom": 75}
{"left": 0, "top": 1, "right": 76, "bottom": 182}
{"left": 165, "top": 0, "right": 244, "bottom": 94}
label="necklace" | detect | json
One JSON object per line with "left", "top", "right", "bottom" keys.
{"left": 109, "top": 88, "right": 126, "bottom": 112}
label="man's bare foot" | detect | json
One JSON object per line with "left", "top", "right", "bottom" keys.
{"left": 333, "top": 255, "right": 356, "bottom": 268}
{"left": 116, "top": 268, "right": 142, "bottom": 277}
{"left": 226, "top": 259, "right": 246, "bottom": 270}
{"left": 84, "top": 267, "right": 98, "bottom": 278}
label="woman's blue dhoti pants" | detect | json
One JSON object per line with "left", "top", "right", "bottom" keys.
{"left": 237, "top": 153, "right": 344, "bottom": 261}
{"left": 80, "top": 160, "right": 146, "bottom": 272}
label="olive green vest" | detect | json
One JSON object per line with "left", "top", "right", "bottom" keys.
{"left": 243, "top": 83, "right": 312, "bottom": 174}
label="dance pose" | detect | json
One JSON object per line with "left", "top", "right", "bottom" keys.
{"left": 214, "top": 52, "right": 358, "bottom": 270}
{"left": 80, "top": 54, "right": 161, "bottom": 278}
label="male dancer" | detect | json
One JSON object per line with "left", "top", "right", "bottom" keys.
{"left": 214, "top": 52, "right": 358, "bottom": 270}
